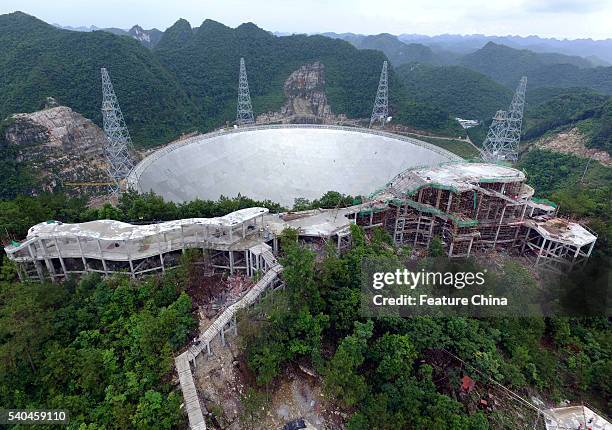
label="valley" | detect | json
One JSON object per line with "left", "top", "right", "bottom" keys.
{"left": 0, "top": 7, "right": 610, "bottom": 430}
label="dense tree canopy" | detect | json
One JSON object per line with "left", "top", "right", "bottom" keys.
{"left": 239, "top": 224, "right": 611, "bottom": 429}
{"left": 0, "top": 11, "right": 461, "bottom": 151}
{"left": 0, "top": 266, "right": 195, "bottom": 428}
{"left": 459, "top": 42, "right": 612, "bottom": 94}
{"left": 396, "top": 63, "right": 512, "bottom": 120}
{"left": 0, "top": 12, "right": 201, "bottom": 147}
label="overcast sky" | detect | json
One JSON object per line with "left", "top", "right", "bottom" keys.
{"left": 2, "top": 0, "right": 611, "bottom": 40}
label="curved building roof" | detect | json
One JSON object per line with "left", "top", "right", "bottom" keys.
{"left": 384, "top": 162, "right": 526, "bottom": 196}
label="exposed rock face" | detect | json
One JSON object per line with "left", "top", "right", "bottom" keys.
{"left": 128, "top": 25, "right": 163, "bottom": 49}
{"left": 3, "top": 105, "right": 111, "bottom": 194}
{"left": 281, "top": 62, "right": 332, "bottom": 120}
{"left": 535, "top": 127, "right": 611, "bottom": 167}
{"left": 256, "top": 62, "right": 351, "bottom": 125}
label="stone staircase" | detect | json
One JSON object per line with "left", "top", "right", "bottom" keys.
{"left": 174, "top": 262, "right": 283, "bottom": 429}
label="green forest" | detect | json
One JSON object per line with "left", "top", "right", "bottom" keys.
{"left": 458, "top": 42, "right": 612, "bottom": 94}
{"left": 0, "top": 145, "right": 611, "bottom": 428}
{"left": 0, "top": 260, "right": 195, "bottom": 429}
{"left": 239, "top": 227, "right": 609, "bottom": 429}
{"left": 0, "top": 12, "right": 459, "bottom": 148}
{"left": 0, "top": 13, "right": 201, "bottom": 147}
{"left": 396, "top": 63, "right": 512, "bottom": 120}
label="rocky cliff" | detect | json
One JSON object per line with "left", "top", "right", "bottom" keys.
{"left": 281, "top": 61, "right": 332, "bottom": 121}
{"left": 2, "top": 104, "right": 111, "bottom": 195}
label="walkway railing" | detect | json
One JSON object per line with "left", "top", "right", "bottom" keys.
{"left": 174, "top": 262, "right": 283, "bottom": 430}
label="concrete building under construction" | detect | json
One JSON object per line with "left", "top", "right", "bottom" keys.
{"left": 4, "top": 162, "right": 596, "bottom": 280}
{"left": 363, "top": 163, "right": 597, "bottom": 271}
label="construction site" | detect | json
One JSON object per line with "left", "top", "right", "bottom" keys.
{"left": 2, "top": 58, "right": 605, "bottom": 430}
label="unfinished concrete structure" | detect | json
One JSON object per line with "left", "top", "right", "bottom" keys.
{"left": 543, "top": 405, "right": 611, "bottom": 430}
{"left": 4, "top": 204, "right": 371, "bottom": 281}
{"left": 3, "top": 161, "right": 599, "bottom": 430}
{"left": 359, "top": 163, "right": 597, "bottom": 270}
{"left": 5, "top": 208, "right": 270, "bottom": 282}
{"left": 5, "top": 163, "right": 596, "bottom": 278}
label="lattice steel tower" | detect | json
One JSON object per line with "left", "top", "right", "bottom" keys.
{"left": 236, "top": 58, "right": 255, "bottom": 125}
{"left": 482, "top": 76, "right": 527, "bottom": 162}
{"left": 369, "top": 60, "right": 389, "bottom": 128}
{"left": 101, "top": 67, "right": 134, "bottom": 193}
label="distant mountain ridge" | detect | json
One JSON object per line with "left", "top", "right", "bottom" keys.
{"left": 55, "top": 23, "right": 612, "bottom": 64}
{"left": 324, "top": 32, "right": 612, "bottom": 94}
{"left": 152, "top": 19, "right": 450, "bottom": 130}
{"left": 54, "top": 23, "right": 163, "bottom": 48}
{"left": 398, "top": 33, "right": 612, "bottom": 64}
{"left": 3, "top": 12, "right": 459, "bottom": 148}
{"left": 459, "top": 42, "right": 612, "bottom": 93}
{"left": 323, "top": 32, "right": 449, "bottom": 65}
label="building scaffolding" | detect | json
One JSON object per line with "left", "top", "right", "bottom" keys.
{"left": 357, "top": 162, "right": 596, "bottom": 268}
{"left": 5, "top": 163, "right": 596, "bottom": 280}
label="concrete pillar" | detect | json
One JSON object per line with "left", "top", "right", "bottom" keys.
{"left": 28, "top": 243, "right": 44, "bottom": 281}
{"left": 248, "top": 250, "right": 253, "bottom": 276}
{"left": 570, "top": 246, "right": 581, "bottom": 270}
{"left": 586, "top": 240, "right": 596, "bottom": 257}
{"left": 523, "top": 234, "right": 533, "bottom": 256}
{"left": 244, "top": 250, "right": 249, "bottom": 276}
{"left": 520, "top": 203, "right": 527, "bottom": 221}
{"left": 467, "top": 237, "right": 474, "bottom": 257}
{"left": 535, "top": 238, "right": 548, "bottom": 266}
{"left": 97, "top": 239, "right": 109, "bottom": 275}
{"left": 16, "top": 265, "right": 24, "bottom": 282}
{"left": 493, "top": 205, "right": 507, "bottom": 247}
{"left": 427, "top": 218, "right": 435, "bottom": 246}
{"left": 53, "top": 237, "right": 68, "bottom": 277}
{"left": 76, "top": 236, "right": 88, "bottom": 272}
{"left": 127, "top": 241, "right": 136, "bottom": 278}
{"left": 40, "top": 239, "right": 58, "bottom": 282}
{"left": 156, "top": 233, "right": 165, "bottom": 273}
{"left": 180, "top": 225, "right": 186, "bottom": 254}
